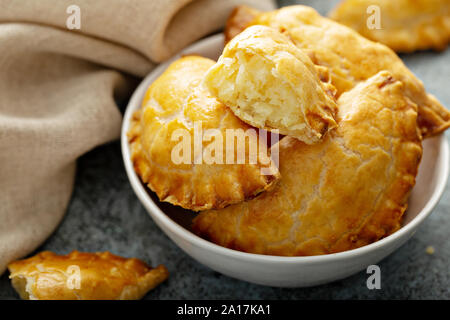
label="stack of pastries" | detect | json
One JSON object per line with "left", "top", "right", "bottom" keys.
{"left": 129, "top": 5, "right": 450, "bottom": 256}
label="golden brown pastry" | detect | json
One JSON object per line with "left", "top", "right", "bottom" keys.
{"left": 225, "top": 5, "right": 262, "bottom": 43}
{"left": 128, "top": 56, "right": 280, "bottom": 211}
{"left": 8, "top": 251, "right": 169, "bottom": 300}
{"left": 193, "top": 71, "right": 423, "bottom": 256}
{"left": 225, "top": 5, "right": 450, "bottom": 138}
{"left": 204, "top": 25, "right": 338, "bottom": 144}
{"left": 329, "top": 0, "right": 450, "bottom": 53}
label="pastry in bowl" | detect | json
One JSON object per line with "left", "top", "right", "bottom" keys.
{"left": 329, "top": 0, "right": 450, "bottom": 53}
{"left": 204, "top": 25, "right": 337, "bottom": 144}
{"left": 225, "top": 5, "right": 263, "bottom": 43}
{"left": 128, "top": 56, "right": 280, "bottom": 211}
{"left": 225, "top": 5, "right": 450, "bottom": 138}
{"left": 8, "top": 251, "right": 169, "bottom": 300}
{"left": 193, "top": 71, "right": 423, "bottom": 256}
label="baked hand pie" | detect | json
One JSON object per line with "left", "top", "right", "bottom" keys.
{"left": 204, "top": 25, "right": 338, "bottom": 144}
{"left": 225, "top": 5, "right": 450, "bottom": 138}
{"left": 8, "top": 251, "right": 169, "bottom": 300}
{"left": 329, "top": 0, "right": 450, "bottom": 53}
{"left": 128, "top": 56, "right": 280, "bottom": 211}
{"left": 193, "top": 71, "right": 423, "bottom": 256}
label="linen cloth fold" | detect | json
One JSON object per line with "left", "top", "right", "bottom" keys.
{"left": 0, "top": 0, "right": 275, "bottom": 275}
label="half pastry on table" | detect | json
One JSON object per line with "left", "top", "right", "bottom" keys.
{"left": 193, "top": 71, "right": 423, "bottom": 256}
{"left": 205, "top": 25, "right": 338, "bottom": 145}
{"left": 128, "top": 56, "right": 280, "bottom": 211}
{"left": 329, "top": 0, "right": 450, "bottom": 53}
{"left": 8, "top": 251, "right": 169, "bottom": 300}
{"left": 225, "top": 5, "right": 450, "bottom": 138}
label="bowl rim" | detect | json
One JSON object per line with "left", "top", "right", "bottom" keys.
{"left": 121, "top": 33, "right": 450, "bottom": 265}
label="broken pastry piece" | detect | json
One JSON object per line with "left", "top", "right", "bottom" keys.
{"left": 225, "top": 5, "right": 450, "bottom": 138}
{"left": 128, "top": 56, "right": 280, "bottom": 211}
{"left": 8, "top": 251, "right": 169, "bottom": 300}
{"left": 329, "top": 0, "right": 450, "bottom": 53}
{"left": 205, "top": 25, "right": 337, "bottom": 144}
{"left": 193, "top": 71, "right": 423, "bottom": 256}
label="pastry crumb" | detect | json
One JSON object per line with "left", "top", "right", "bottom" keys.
{"left": 425, "top": 246, "right": 435, "bottom": 255}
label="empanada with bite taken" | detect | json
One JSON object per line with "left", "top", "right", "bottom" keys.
{"left": 193, "top": 71, "right": 423, "bottom": 256}
{"left": 204, "top": 25, "right": 338, "bottom": 144}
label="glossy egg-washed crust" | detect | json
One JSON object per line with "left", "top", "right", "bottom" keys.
{"left": 329, "top": 0, "right": 450, "bottom": 53}
{"left": 8, "top": 251, "right": 169, "bottom": 300}
{"left": 193, "top": 71, "right": 423, "bottom": 256}
{"left": 205, "top": 25, "right": 338, "bottom": 144}
{"left": 128, "top": 56, "right": 280, "bottom": 211}
{"left": 224, "top": 5, "right": 450, "bottom": 138}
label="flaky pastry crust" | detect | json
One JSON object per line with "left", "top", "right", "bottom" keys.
{"left": 8, "top": 251, "right": 169, "bottom": 300}
{"left": 128, "top": 56, "right": 280, "bottom": 211}
{"left": 329, "top": 0, "right": 450, "bottom": 53}
{"left": 205, "top": 25, "right": 337, "bottom": 144}
{"left": 193, "top": 71, "right": 423, "bottom": 256}
{"left": 225, "top": 5, "right": 450, "bottom": 138}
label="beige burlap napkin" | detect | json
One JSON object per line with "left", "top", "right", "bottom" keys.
{"left": 0, "top": 0, "right": 275, "bottom": 275}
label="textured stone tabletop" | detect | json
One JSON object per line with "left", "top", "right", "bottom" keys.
{"left": 1, "top": 0, "right": 449, "bottom": 299}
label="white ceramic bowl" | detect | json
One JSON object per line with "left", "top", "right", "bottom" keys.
{"left": 121, "top": 34, "right": 449, "bottom": 287}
